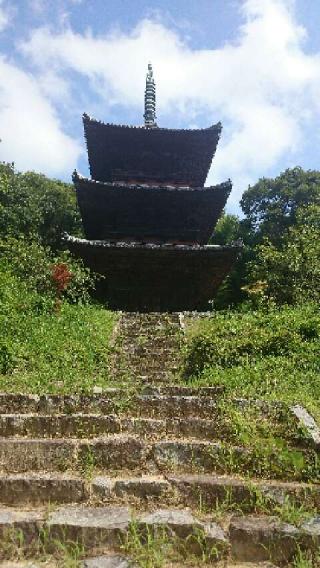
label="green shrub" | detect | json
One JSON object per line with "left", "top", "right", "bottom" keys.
{"left": 0, "top": 244, "right": 116, "bottom": 393}
{"left": 0, "top": 237, "right": 95, "bottom": 305}
{"left": 182, "top": 304, "right": 320, "bottom": 417}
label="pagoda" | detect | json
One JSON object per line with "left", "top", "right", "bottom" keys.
{"left": 66, "top": 64, "right": 240, "bottom": 311}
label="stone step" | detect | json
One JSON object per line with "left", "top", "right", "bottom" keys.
{"left": 118, "top": 344, "right": 180, "bottom": 353}
{"left": 0, "top": 472, "right": 318, "bottom": 509}
{"left": 0, "top": 505, "right": 228, "bottom": 559}
{"left": 0, "top": 437, "right": 314, "bottom": 480}
{"left": 0, "top": 472, "right": 88, "bottom": 505}
{"left": 0, "top": 395, "right": 222, "bottom": 420}
{"left": 82, "top": 556, "right": 134, "bottom": 568}
{"left": 0, "top": 506, "right": 318, "bottom": 564}
{"left": 118, "top": 359, "right": 180, "bottom": 369}
{"left": 118, "top": 326, "right": 181, "bottom": 337}
{"left": 9, "top": 555, "right": 136, "bottom": 568}
{"left": 142, "top": 385, "right": 225, "bottom": 397}
{"left": 0, "top": 414, "right": 222, "bottom": 439}
{"left": 164, "top": 473, "right": 320, "bottom": 509}
{"left": 0, "top": 435, "right": 147, "bottom": 473}
{"left": 0, "top": 388, "right": 225, "bottom": 414}
{"left": 118, "top": 357, "right": 180, "bottom": 368}
{"left": 117, "top": 335, "right": 180, "bottom": 344}
{"left": 119, "top": 318, "right": 181, "bottom": 329}
{"left": 229, "top": 515, "right": 320, "bottom": 563}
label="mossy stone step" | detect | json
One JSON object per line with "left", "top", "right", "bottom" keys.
{"left": 0, "top": 414, "right": 223, "bottom": 440}
{"left": 0, "top": 388, "right": 225, "bottom": 414}
{"left": 0, "top": 473, "right": 318, "bottom": 510}
{"left": 0, "top": 437, "right": 315, "bottom": 481}
{"left": 0, "top": 506, "right": 228, "bottom": 559}
{"left": 0, "top": 506, "right": 318, "bottom": 564}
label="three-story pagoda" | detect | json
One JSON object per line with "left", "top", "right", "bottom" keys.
{"left": 66, "top": 64, "right": 240, "bottom": 311}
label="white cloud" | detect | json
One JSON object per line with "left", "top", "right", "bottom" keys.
{"left": 11, "top": 0, "right": 320, "bottom": 203}
{"left": 0, "top": 56, "right": 81, "bottom": 176}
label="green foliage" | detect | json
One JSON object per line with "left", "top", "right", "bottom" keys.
{"left": 210, "top": 213, "right": 250, "bottom": 308}
{"left": 0, "top": 241, "right": 116, "bottom": 392}
{"left": 0, "top": 237, "right": 95, "bottom": 305}
{"left": 123, "top": 521, "right": 219, "bottom": 567}
{"left": 0, "top": 162, "right": 82, "bottom": 249}
{"left": 292, "top": 549, "right": 320, "bottom": 568}
{"left": 210, "top": 213, "right": 241, "bottom": 245}
{"left": 213, "top": 167, "right": 320, "bottom": 308}
{"left": 182, "top": 304, "right": 320, "bottom": 418}
{"left": 0, "top": 160, "right": 117, "bottom": 394}
{"left": 0, "top": 283, "right": 116, "bottom": 393}
{"left": 248, "top": 205, "right": 320, "bottom": 305}
{"left": 240, "top": 166, "right": 320, "bottom": 242}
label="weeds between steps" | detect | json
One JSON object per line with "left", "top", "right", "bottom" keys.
{"left": 122, "top": 520, "right": 221, "bottom": 568}
{"left": 79, "top": 443, "right": 96, "bottom": 481}
{"left": 195, "top": 484, "right": 318, "bottom": 526}
{"left": 202, "top": 400, "right": 320, "bottom": 482}
{"left": 292, "top": 548, "right": 320, "bottom": 568}
{"left": 0, "top": 525, "right": 84, "bottom": 567}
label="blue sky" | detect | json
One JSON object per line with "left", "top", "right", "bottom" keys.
{"left": 1, "top": 0, "right": 320, "bottom": 212}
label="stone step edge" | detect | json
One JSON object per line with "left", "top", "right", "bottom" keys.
{"left": 0, "top": 437, "right": 315, "bottom": 476}
{"left": 0, "top": 506, "right": 318, "bottom": 564}
{"left": 0, "top": 394, "right": 284, "bottom": 415}
{"left": 0, "top": 472, "right": 318, "bottom": 508}
{"left": 0, "top": 388, "right": 227, "bottom": 403}
{"left": 0, "top": 414, "right": 257, "bottom": 441}
{"left": 0, "top": 505, "right": 228, "bottom": 560}
{"left": 0, "top": 414, "right": 310, "bottom": 450}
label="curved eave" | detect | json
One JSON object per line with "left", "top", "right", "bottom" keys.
{"left": 72, "top": 171, "right": 232, "bottom": 195}
{"left": 64, "top": 234, "right": 242, "bottom": 253}
{"left": 82, "top": 112, "right": 222, "bottom": 134}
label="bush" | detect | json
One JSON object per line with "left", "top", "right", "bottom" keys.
{"left": 0, "top": 237, "right": 95, "bottom": 305}
{"left": 0, "top": 261, "right": 117, "bottom": 393}
{"left": 182, "top": 304, "right": 320, "bottom": 417}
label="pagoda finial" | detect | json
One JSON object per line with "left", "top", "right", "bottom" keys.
{"left": 144, "top": 62, "right": 157, "bottom": 128}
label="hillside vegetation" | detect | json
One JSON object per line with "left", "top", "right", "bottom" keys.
{"left": 0, "top": 163, "right": 116, "bottom": 393}
{"left": 183, "top": 304, "right": 320, "bottom": 420}
{"left": 188, "top": 167, "right": 320, "bottom": 418}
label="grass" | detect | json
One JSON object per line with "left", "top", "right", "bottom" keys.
{"left": 0, "top": 265, "right": 117, "bottom": 394}
{"left": 182, "top": 303, "right": 320, "bottom": 421}
{"left": 205, "top": 484, "right": 317, "bottom": 526}
{"left": 0, "top": 525, "right": 84, "bottom": 567}
{"left": 292, "top": 548, "right": 320, "bottom": 568}
{"left": 122, "top": 521, "right": 222, "bottom": 568}
{"left": 180, "top": 304, "right": 320, "bottom": 482}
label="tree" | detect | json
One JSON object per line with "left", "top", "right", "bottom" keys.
{"left": 212, "top": 169, "right": 320, "bottom": 308}
{"left": 210, "top": 213, "right": 241, "bottom": 245}
{"left": 210, "top": 213, "right": 251, "bottom": 308}
{"left": 247, "top": 205, "right": 320, "bottom": 305}
{"left": 0, "top": 163, "right": 82, "bottom": 249}
{"left": 240, "top": 167, "right": 320, "bottom": 244}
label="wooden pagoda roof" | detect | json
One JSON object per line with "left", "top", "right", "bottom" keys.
{"left": 83, "top": 114, "right": 222, "bottom": 188}
{"left": 73, "top": 173, "right": 231, "bottom": 245}
{"left": 65, "top": 235, "right": 241, "bottom": 311}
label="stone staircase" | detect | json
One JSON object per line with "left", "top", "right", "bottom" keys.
{"left": 0, "top": 314, "right": 319, "bottom": 567}
{"left": 111, "top": 312, "right": 183, "bottom": 383}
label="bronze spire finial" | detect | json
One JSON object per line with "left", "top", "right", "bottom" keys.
{"left": 144, "top": 62, "right": 157, "bottom": 128}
